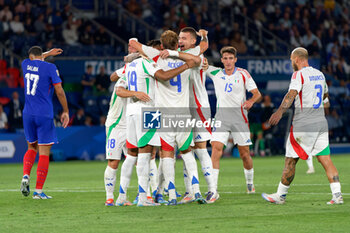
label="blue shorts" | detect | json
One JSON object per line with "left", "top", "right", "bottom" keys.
{"left": 23, "top": 114, "right": 58, "bottom": 145}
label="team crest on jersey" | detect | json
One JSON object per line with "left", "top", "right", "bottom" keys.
{"left": 220, "top": 76, "right": 226, "bottom": 80}
{"left": 143, "top": 110, "right": 161, "bottom": 129}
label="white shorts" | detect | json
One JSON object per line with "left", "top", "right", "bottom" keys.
{"left": 285, "top": 123, "right": 330, "bottom": 159}
{"left": 105, "top": 126, "right": 127, "bottom": 160}
{"left": 126, "top": 114, "right": 160, "bottom": 148}
{"left": 159, "top": 131, "right": 194, "bottom": 152}
{"left": 211, "top": 130, "right": 252, "bottom": 146}
{"left": 191, "top": 107, "right": 212, "bottom": 143}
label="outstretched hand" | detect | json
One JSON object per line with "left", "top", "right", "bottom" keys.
{"left": 134, "top": 92, "right": 151, "bottom": 102}
{"left": 48, "top": 48, "right": 63, "bottom": 56}
{"left": 61, "top": 112, "right": 69, "bottom": 128}
{"left": 159, "top": 50, "right": 170, "bottom": 59}
{"left": 202, "top": 57, "right": 208, "bottom": 71}
{"left": 196, "top": 29, "right": 208, "bottom": 37}
{"left": 269, "top": 111, "right": 283, "bottom": 126}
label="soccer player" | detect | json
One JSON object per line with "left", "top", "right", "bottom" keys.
{"left": 20, "top": 46, "right": 69, "bottom": 199}
{"left": 206, "top": 46, "right": 261, "bottom": 200}
{"left": 172, "top": 27, "right": 217, "bottom": 204}
{"left": 129, "top": 30, "right": 206, "bottom": 205}
{"left": 105, "top": 40, "right": 164, "bottom": 206}
{"left": 116, "top": 38, "right": 198, "bottom": 206}
{"left": 262, "top": 47, "right": 344, "bottom": 205}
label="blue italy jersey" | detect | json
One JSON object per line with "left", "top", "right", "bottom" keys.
{"left": 22, "top": 59, "right": 62, "bottom": 118}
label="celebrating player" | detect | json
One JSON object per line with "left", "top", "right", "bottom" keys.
{"left": 262, "top": 47, "right": 343, "bottom": 205}
{"left": 20, "top": 46, "right": 69, "bottom": 199}
{"left": 130, "top": 30, "right": 206, "bottom": 205}
{"left": 169, "top": 27, "right": 217, "bottom": 204}
{"left": 206, "top": 46, "right": 261, "bottom": 200}
{"left": 116, "top": 37, "right": 198, "bottom": 206}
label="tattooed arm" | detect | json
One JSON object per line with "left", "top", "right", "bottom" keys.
{"left": 269, "top": 90, "right": 298, "bottom": 126}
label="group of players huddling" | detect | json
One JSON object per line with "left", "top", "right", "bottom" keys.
{"left": 19, "top": 27, "right": 344, "bottom": 206}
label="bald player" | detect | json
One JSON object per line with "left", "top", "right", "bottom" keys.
{"left": 262, "top": 47, "right": 343, "bottom": 205}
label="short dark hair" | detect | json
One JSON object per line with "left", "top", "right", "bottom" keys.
{"left": 87, "top": 65, "right": 92, "bottom": 69}
{"left": 180, "top": 27, "right": 197, "bottom": 39}
{"left": 220, "top": 46, "right": 237, "bottom": 57}
{"left": 147, "top": 39, "right": 161, "bottom": 47}
{"left": 28, "top": 46, "right": 43, "bottom": 56}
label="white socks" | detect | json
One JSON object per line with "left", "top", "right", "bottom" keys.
{"left": 330, "top": 182, "right": 341, "bottom": 195}
{"left": 157, "top": 158, "right": 165, "bottom": 195}
{"left": 162, "top": 157, "right": 176, "bottom": 200}
{"left": 194, "top": 148, "right": 215, "bottom": 192}
{"left": 181, "top": 151, "right": 200, "bottom": 194}
{"left": 149, "top": 158, "right": 158, "bottom": 195}
{"left": 306, "top": 156, "right": 314, "bottom": 169}
{"left": 277, "top": 181, "right": 290, "bottom": 196}
{"left": 183, "top": 165, "right": 192, "bottom": 194}
{"left": 244, "top": 168, "right": 254, "bottom": 185}
{"left": 212, "top": 168, "right": 219, "bottom": 191}
{"left": 136, "top": 153, "right": 151, "bottom": 203}
{"left": 118, "top": 155, "right": 137, "bottom": 199}
{"left": 104, "top": 165, "right": 117, "bottom": 200}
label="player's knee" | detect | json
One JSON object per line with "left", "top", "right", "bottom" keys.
{"left": 108, "top": 159, "right": 119, "bottom": 169}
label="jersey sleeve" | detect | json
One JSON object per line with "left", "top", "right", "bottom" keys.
{"left": 116, "top": 76, "right": 128, "bottom": 89}
{"left": 240, "top": 69, "right": 257, "bottom": 92}
{"left": 49, "top": 64, "right": 62, "bottom": 85}
{"left": 205, "top": 65, "right": 221, "bottom": 79}
{"left": 186, "top": 46, "right": 201, "bottom": 56}
{"left": 141, "top": 45, "right": 160, "bottom": 59}
{"left": 142, "top": 59, "right": 161, "bottom": 77}
{"left": 288, "top": 71, "right": 302, "bottom": 93}
{"left": 115, "top": 65, "right": 126, "bottom": 78}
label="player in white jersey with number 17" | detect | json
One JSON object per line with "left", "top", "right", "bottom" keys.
{"left": 262, "top": 47, "right": 343, "bottom": 205}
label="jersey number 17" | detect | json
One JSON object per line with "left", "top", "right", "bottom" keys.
{"left": 25, "top": 73, "right": 40, "bottom": 96}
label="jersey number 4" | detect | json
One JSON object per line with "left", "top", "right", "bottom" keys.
{"left": 170, "top": 74, "right": 182, "bottom": 92}
{"left": 25, "top": 73, "right": 39, "bottom": 96}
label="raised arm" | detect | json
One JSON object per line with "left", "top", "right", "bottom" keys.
{"left": 269, "top": 90, "right": 298, "bottom": 125}
{"left": 196, "top": 29, "right": 209, "bottom": 54}
{"left": 54, "top": 83, "right": 69, "bottom": 128}
{"left": 43, "top": 48, "right": 63, "bottom": 59}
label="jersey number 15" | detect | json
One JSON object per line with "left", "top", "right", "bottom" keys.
{"left": 25, "top": 73, "right": 39, "bottom": 96}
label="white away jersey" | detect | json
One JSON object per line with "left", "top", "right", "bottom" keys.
{"left": 105, "top": 67, "right": 127, "bottom": 128}
{"left": 118, "top": 57, "right": 160, "bottom": 116}
{"left": 155, "top": 57, "right": 192, "bottom": 108}
{"left": 206, "top": 66, "right": 257, "bottom": 108}
{"left": 288, "top": 66, "right": 328, "bottom": 123}
{"left": 183, "top": 46, "right": 210, "bottom": 108}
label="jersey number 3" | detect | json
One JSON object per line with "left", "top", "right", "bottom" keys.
{"left": 25, "top": 73, "right": 39, "bottom": 96}
{"left": 313, "top": 84, "right": 322, "bottom": 109}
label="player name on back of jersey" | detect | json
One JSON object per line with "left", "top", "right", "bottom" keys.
{"left": 27, "top": 65, "right": 39, "bottom": 72}
{"left": 309, "top": 75, "right": 324, "bottom": 81}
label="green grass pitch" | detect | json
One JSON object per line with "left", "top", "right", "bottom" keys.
{"left": 0, "top": 155, "right": 349, "bottom": 233}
